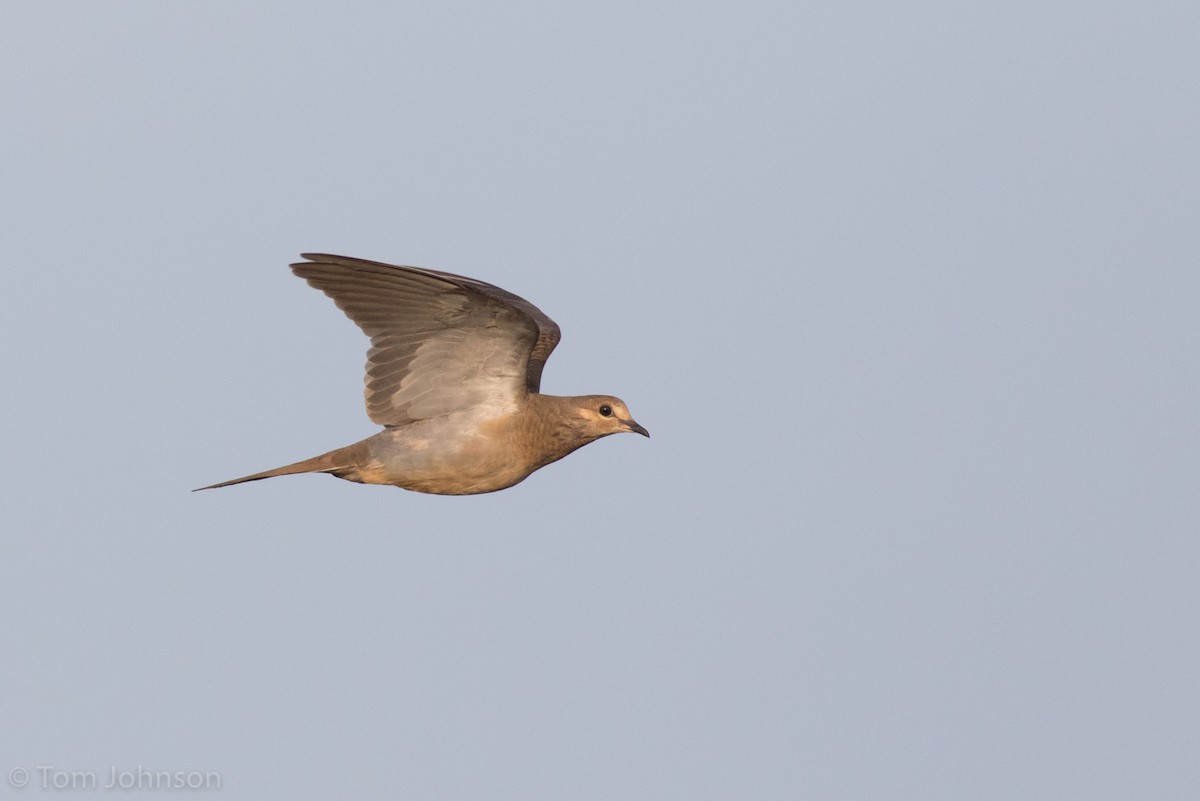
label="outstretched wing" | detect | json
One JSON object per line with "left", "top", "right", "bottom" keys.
{"left": 292, "top": 254, "right": 561, "bottom": 427}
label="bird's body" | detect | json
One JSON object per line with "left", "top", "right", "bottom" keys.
{"left": 197, "top": 255, "right": 647, "bottom": 495}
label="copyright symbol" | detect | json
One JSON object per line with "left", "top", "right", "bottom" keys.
{"left": 9, "top": 766, "right": 29, "bottom": 787}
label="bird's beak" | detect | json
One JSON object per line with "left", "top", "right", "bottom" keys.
{"left": 624, "top": 419, "right": 650, "bottom": 438}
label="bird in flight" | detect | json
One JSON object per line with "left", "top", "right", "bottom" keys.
{"left": 197, "top": 254, "right": 648, "bottom": 495}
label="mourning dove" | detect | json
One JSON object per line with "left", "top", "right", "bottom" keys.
{"left": 196, "top": 254, "right": 648, "bottom": 495}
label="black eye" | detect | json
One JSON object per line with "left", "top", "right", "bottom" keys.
{"left": 598, "top": 404, "right": 613, "bottom": 417}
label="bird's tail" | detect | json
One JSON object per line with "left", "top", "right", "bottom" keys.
{"left": 193, "top": 443, "right": 364, "bottom": 491}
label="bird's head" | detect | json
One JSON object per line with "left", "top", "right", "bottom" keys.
{"left": 572, "top": 395, "right": 650, "bottom": 439}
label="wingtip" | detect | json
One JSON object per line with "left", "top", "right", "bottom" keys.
{"left": 297, "top": 253, "right": 393, "bottom": 265}
{"left": 292, "top": 253, "right": 326, "bottom": 271}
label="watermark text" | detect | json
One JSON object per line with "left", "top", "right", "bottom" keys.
{"left": 7, "top": 764, "right": 222, "bottom": 792}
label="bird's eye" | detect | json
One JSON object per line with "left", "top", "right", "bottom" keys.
{"left": 598, "top": 404, "right": 613, "bottom": 417}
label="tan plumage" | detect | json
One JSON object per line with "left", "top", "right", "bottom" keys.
{"left": 196, "top": 254, "right": 648, "bottom": 495}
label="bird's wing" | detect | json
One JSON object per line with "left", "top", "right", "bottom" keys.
{"left": 291, "top": 254, "right": 561, "bottom": 427}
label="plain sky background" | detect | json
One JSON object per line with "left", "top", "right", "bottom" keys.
{"left": 1, "top": 2, "right": 1197, "bottom": 799}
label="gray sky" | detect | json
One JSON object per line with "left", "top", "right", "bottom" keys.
{"left": 2, "top": 2, "right": 1197, "bottom": 799}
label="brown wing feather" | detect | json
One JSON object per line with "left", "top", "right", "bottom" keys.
{"left": 292, "top": 254, "right": 560, "bottom": 427}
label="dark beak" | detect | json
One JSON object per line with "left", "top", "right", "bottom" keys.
{"left": 625, "top": 419, "right": 650, "bottom": 438}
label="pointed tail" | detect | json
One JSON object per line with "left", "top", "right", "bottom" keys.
{"left": 194, "top": 444, "right": 362, "bottom": 491}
